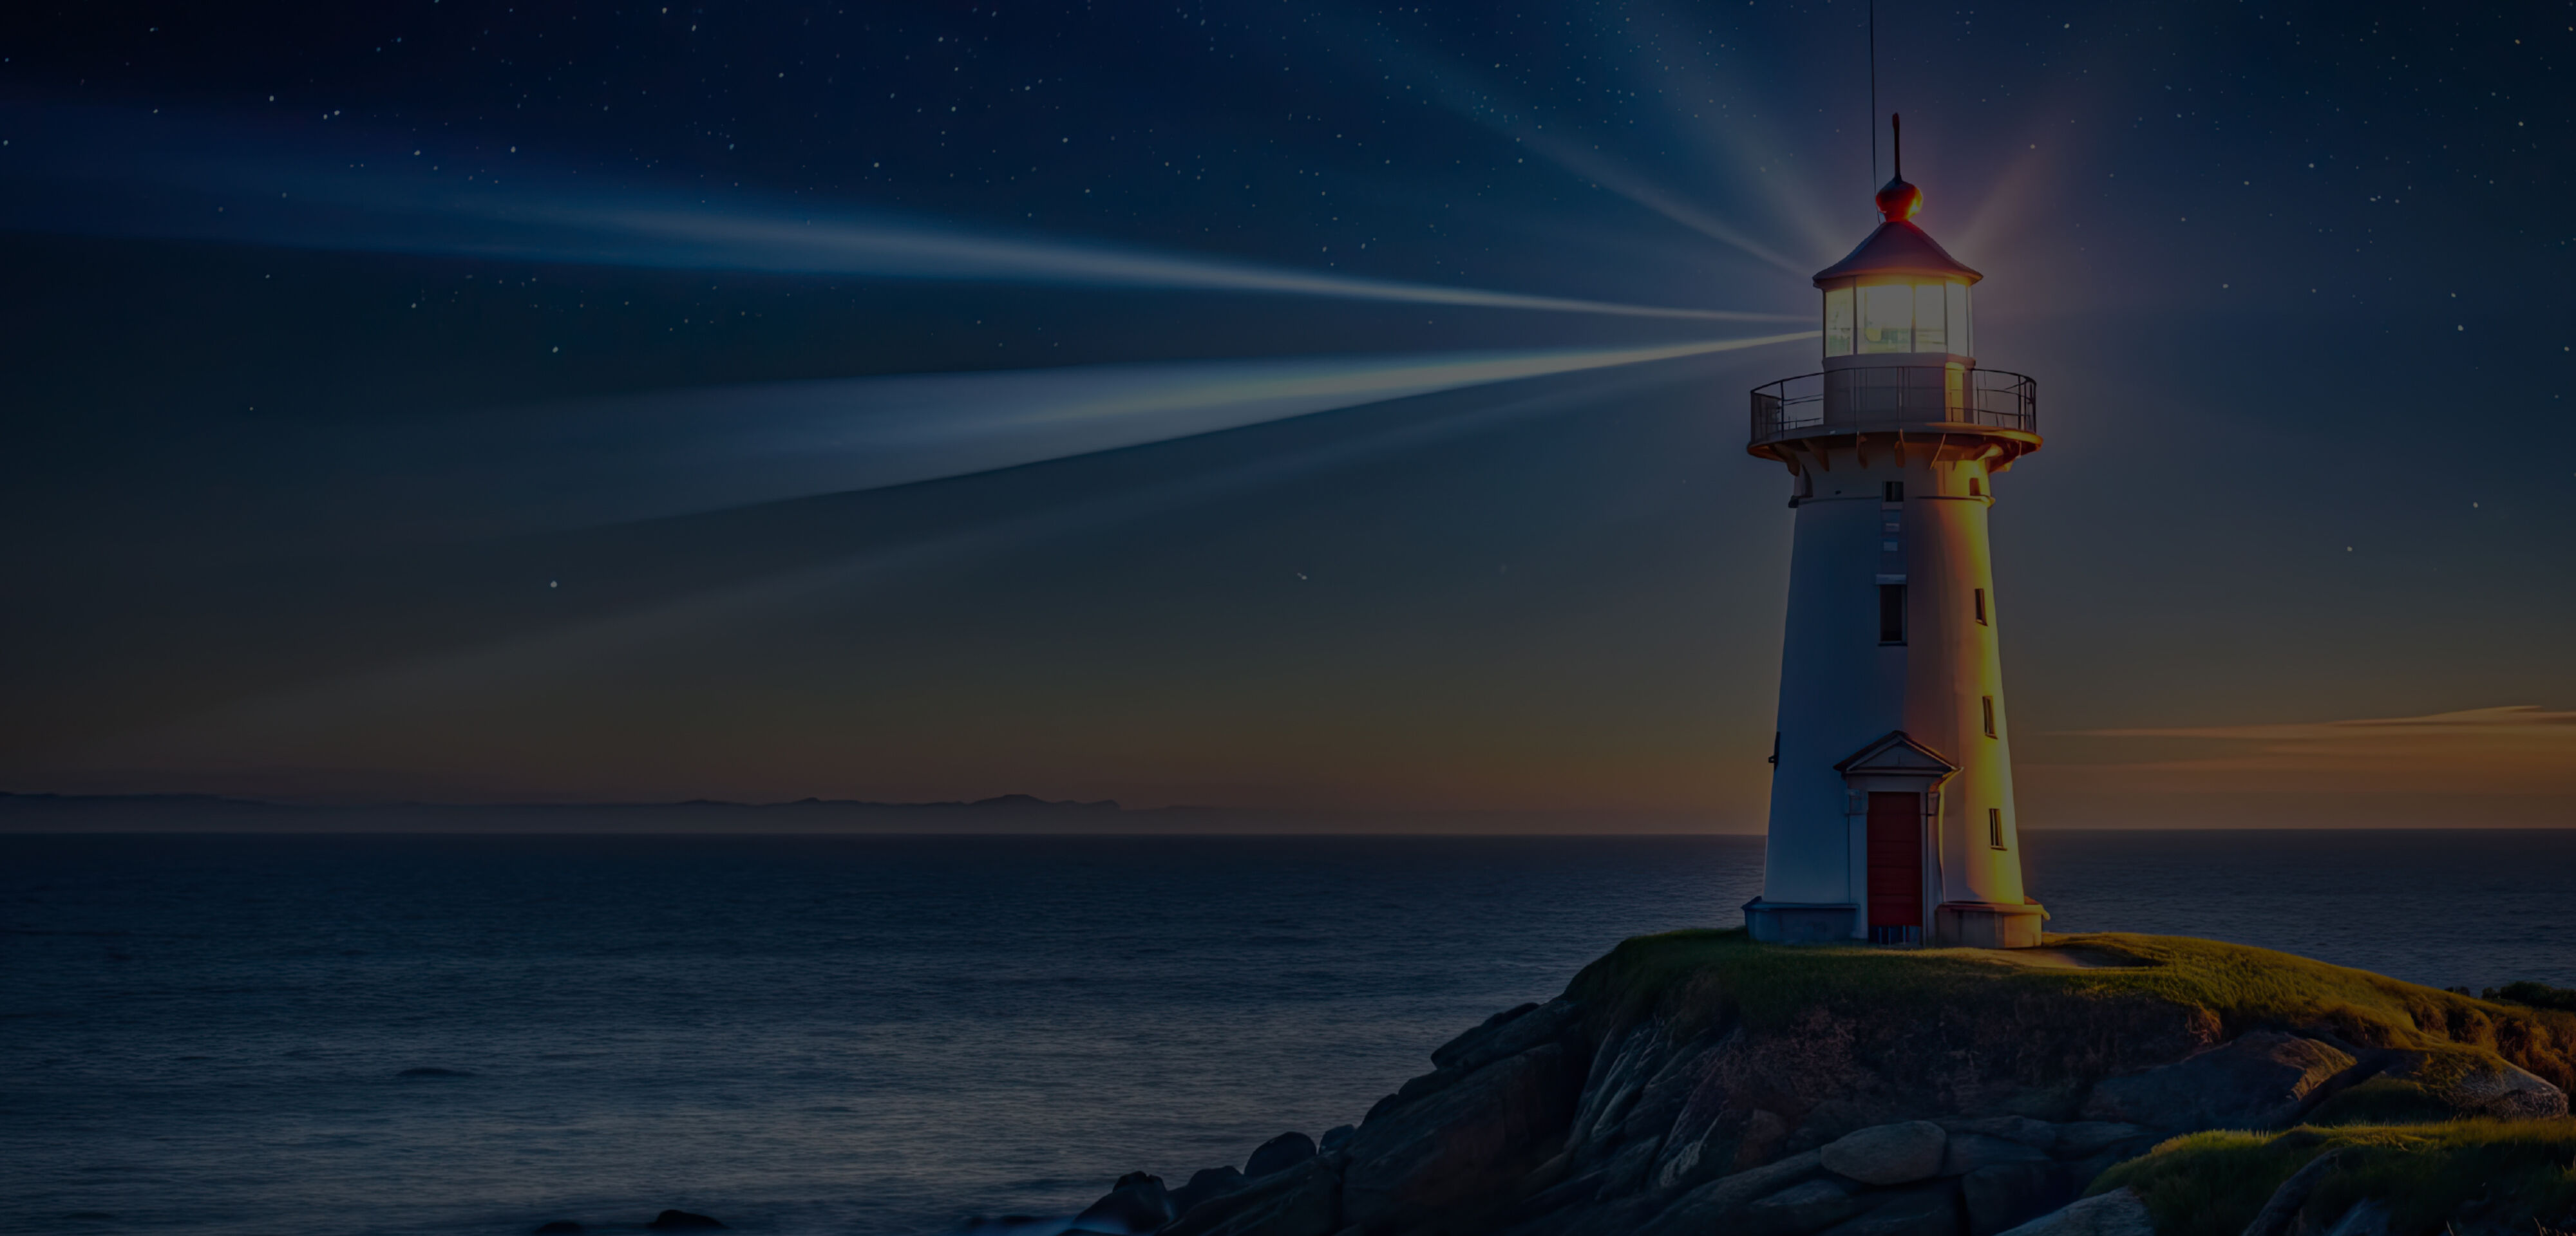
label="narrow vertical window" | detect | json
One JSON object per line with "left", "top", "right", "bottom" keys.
{"left": 1982, "top": 696, "right": 1998, "bottom": 738}
{"left": 1884, "top": 481, "right": 1905, "bottom": 503}
{"left": 1967, "top": 477, "right": 1983, "bottom": 498}
{"left": 1879, "top": 585, "right": 1907, "bottom": 645}
{"left": 1974, "top": 588, "right": 1987, "bottom": 625}
{"left": 1988, "top": 808, "right": 2005, "bottom": 849}
{"left": 1914, "top": 282, "right": 1947, "bottom": 353}
{"left": 1946, "top": 282, "right": 1974, "bottom": 357}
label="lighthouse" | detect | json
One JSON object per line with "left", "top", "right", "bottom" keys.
{"left": 1740, "top": 119, "right": 2047, "bottom": 949}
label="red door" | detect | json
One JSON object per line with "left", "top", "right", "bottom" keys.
{"left": 1866, "top": 792, "right": 1923, "bottom": 935}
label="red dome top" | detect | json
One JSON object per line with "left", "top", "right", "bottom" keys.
{"left": 1873, "top": 175, "right": 1922, "bottom": 223}
{"left": 1812, "top": 112, "right": 1980, "bottom": 286}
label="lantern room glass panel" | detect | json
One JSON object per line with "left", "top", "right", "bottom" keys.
{"left": 1946, "top": 282, "right": 1973, "bottom": 357}
{"left": 1824, "top": 286, "right": 1854, "bottom": 356}
{"left": 1859, "top": 282, "right": 1913, "bottom": 353}
{"left": 1914, "top": 283, "right": 1947, "bottom": 353}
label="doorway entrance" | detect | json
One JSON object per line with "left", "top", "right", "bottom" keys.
{"left": 1865, "top": 791, "right": 1924, "bottom": 944}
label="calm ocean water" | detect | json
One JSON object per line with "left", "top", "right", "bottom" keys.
{"left": 5, "top": 830, "right": 2571, "bottom": 1236}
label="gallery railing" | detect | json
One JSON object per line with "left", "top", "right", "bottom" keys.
{"left": 1750, "top": 366, "right": 2036, "bottom": 446}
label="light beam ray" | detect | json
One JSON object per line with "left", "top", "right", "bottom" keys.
{"left": 74, "top": 361, "right": 1717, "bottom": 782}
{"left": 1, "top": 103, "right": 1799, "bottom": 323}
{"left": 227, "top": 334, "right": 1815, "bottom": 544}
{"left": 1339, "top": 15, "right": 1839, "bottom": 275}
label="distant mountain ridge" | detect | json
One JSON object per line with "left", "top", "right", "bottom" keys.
{"left": 0, "top": 789, "right": 1139, "bottom": 833}
{"left": 0, "top": 790, "right": 1124, "bottom": 811}
{"left": 0, "top": 792, "right": 1734, "bottom": 834}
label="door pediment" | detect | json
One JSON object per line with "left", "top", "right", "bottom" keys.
{"left": 1833, "top": 730, "right": 1957, "bottom": 781}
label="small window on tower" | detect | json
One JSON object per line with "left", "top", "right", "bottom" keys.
{"left": 1982, "top": 697, "right": 1998, "bottom": 738}
{"left": 1988, "top": 808, "right": 2005, "bottom": 849}
{"left": 1884, "top": 481, "right": 1904, "bottom": 503}
{"left": 1879, "top": 585, "right": 1907, "bottom": 645}
{"left": 1974, "top": 588, "right": 1988, "bottom": 624}
{"left": 1967, "top": 477, "right": 1984, "bottom": 498}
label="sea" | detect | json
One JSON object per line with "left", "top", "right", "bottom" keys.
{"left": 5, "top": 830, "right": 2572, "bottom": 1236}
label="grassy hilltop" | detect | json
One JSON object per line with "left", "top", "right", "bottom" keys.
{"left": 1562, "top": 930, "right": 2576, "bottom": 1236}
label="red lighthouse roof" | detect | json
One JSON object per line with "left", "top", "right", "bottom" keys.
{"left": 1812, "top": 115, "right": 1981, "bottom": 286}
{"left": 1811, "top": 210, "right": 1982, "bottom": 286}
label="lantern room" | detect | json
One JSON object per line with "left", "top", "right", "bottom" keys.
{"left": 1813, "top": 171, "right": 1980, "bottom": 367}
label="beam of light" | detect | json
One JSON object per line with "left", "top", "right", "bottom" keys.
{"left": 1506, "top": 131, "right": 1812, "bottom": 278}
{"left": 1341, "top": 18, "right": 1839, "bottom": 276}
{"left": 75, "top": 361, "right": 1712, "bottom": 781}
{"left": 527, "top": 206, "right": 1797, "bottom": 321}
{"left": 1605, "top": 3, "right": 1858, "bottom": 261}
{"left": 265, "top": 334, "right": 1816, "bottom": 541}
{"left": 0, "top": 102, "right": 1799, "bottom": 323}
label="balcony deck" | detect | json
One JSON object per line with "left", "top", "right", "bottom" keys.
{"left": 1748, "top": 366, "right": 2039, "bottom": 467}
{"left": 1751, "top": 366, "right": 2035, "bottom": 440}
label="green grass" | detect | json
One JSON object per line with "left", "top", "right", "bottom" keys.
{"left": 1558, "top": 930, "right": 2576, "bottom": 1092}
{"left": 2298, "top": 1077, "right": 2467, "bottom": 1127}
{"left": 2090, "top": 1121, "right": 2576, "bottom": 1236}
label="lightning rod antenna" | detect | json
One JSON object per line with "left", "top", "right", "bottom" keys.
{"left": 1868, "top": 0, "right": 1879, "bottom": 187}
{"left": 1892, "top": 112, "right": 1902, "bottom": 182}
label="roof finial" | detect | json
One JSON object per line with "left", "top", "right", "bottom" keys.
{"left": 1873, "top": 113, "right": 1921, "bottom": 223}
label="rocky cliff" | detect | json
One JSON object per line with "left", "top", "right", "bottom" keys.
{"left": 1063, "top": 932, "right": 2576, "bottom": 1236}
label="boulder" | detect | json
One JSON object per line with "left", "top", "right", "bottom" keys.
{"left": 1631, "top": 1150, "right": 1827, "bottom": 1236}
{"left": 1941, "top": 1134, "right": 2051, "bottom": 1177}
{"left": 1318, "top": 1125, "right": 1356, "bottom": 1154}
{"left": 1816, "top": 1184, "right": 1964, "bottom": 1236}
{"left": 1820, "top": 1121, "right": 1949, "bottom": 1186}
{"left": 1072, "top": 1172, "right": 1175, "bottom": 1235}
{"left": 2240, "top": 1150, "right": 2346, "bottom": 1236}
{"left": 2424, "top": 1060, "right": 2568, "bottom": 1119}
{"left": 1742, "top": 1179, "right": 1863, "bottom": 1236}
{"left": 1171, "top": 1166, "right": 1247, "bottom": 1216}
{"left": 1245, "top": 1132, "right": 1318, "bottom": 1178}
{"left": 1654, "top": 1104, "right": 1789, "bottom": 1192}
{"left": 2320, "top": 1199, "right": 2391, "bottom": 1236}
{"left": 1340, "top": 1044, "right": 1580, "bottom": 1233}
{"left": 1431, "top": 998, "right": 1581, "bottom": 1074}
{"left": 1433, "top": 1003, "right": 1539, "bottom": 1065}
{"left": 1993, "top": 1188, "right": 2154, "bottom": 1236}
{"left": 1960, "top": 1164, "right": 2065, "bottom": 1236}
{"left": 1164, "top": 1157, "right": 1338, "bottom": 1236}
{"left": 2045, "top": 1123, "right": 2152, "bottom": 1158}
{"left": 2079, "top": 1032, "right": 2354, "bottom": 1131}
{"left": 645, "top": 1213, "right": 727, "bottom": 1231}
{"left": 1936, "top": 1117, "right": 2060, "bottom": 1152}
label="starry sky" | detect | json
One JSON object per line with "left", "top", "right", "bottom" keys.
{"left": 1, "top": 0, "right": 2570, "bottom": 827}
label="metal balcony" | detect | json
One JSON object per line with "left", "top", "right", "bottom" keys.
{"left": 1750, "top": 366, "right": 2036, "bottom": 447}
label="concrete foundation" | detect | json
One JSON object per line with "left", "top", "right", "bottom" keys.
{"left": 1934, "top": 901, "right": 2049, "bottom": 949}
{"left": 1744, "top": 899, "right": 1859, "bottom": 944}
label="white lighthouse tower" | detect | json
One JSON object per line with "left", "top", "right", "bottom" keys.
{"left": 1741, "top": 120, "right": 2047, "bottom": 949}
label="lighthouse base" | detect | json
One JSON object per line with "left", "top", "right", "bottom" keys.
{"left": 1743, "top": 899, "right": 2049, "bottom": 948}
{"left": 1742, "top": 899, "right": 1858, "bottom": 944}
{"left": 1934, "top": 901, "right": 2049, "bottom": 950}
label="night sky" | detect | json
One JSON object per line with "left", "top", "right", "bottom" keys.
{"left": 2, "top": 0, "right": 2570, "bottom": 826}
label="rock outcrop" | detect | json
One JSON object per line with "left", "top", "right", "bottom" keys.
{"left": 1067, "top": 932, "right": 2576, "bottom": 1236}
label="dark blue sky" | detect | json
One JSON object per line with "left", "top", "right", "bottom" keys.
{"left": 2, "top": 0, "right": 2569, "bottom": 825}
